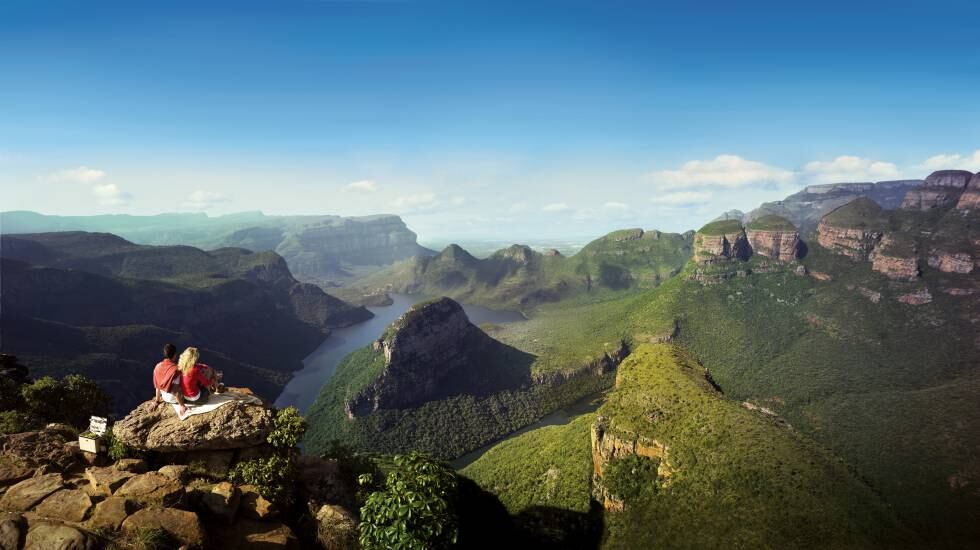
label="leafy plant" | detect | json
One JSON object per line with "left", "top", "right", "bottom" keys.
{"left": 602, "top": 454, "right": 660, "bottom": 501}
{"left": 20, "top": 374, "right": 110, "bottom": 428}
{"left": 105, "top": 429, "right": 131, "bottom": 461}
{"left": 0, "top": 410, "right": 41, "bottom": 435}
{"left": 359, "top": 452, "right": 459, "bottom": 550}
{"left": 229, "top": 454, "right": 298, "bottom": 505}
{"left": 267, "top": 406, "right": 306, "bottom": 449}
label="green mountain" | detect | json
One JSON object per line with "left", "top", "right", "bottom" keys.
{"left": 0, "top": 210, "right": 434, "bottom": 285}
{"left": 348, "top": 228, "right": 693, "bottom": 310}
{"left": 465, "top": 344, "right": 910, "bottom": 549}
{"left": 0, "top": 231, "right": 372, "bottom": 413}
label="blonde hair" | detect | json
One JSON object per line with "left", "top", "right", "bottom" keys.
{"left": 178, "top": 347, "right": 200, "bottom": 374}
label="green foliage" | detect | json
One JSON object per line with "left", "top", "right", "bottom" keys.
{"left": 0, "top": 377, "right": 25, "bottom": 411}
{"left": 19, "top": 374, "right": 110, "bottom": 428}
{"left": 229, "top": 454, "right": 298, "bottom": 506}
{"left": 461, "top": 414, "right": 595, "bottom": 514}
{"left": 132, "top": 528, "right": 179, "bottom": 550}
{"left": 0, "top": 410, "right": 41, "bottom": 435}
{"left": 745, "top": 214, "right": 796, "bottom": 231}
{"left": 359, "top": 452, "right": 459, "bottom": 550}
{"left": 698, "top": 218, "right": 743, "bottom": 235}
{"left": 267, "top": 406, "right": 307, "bottom": 449}
{"left": 105, "top": 429, "right": 131, "bottom": 461}
{"left": 821, "top": 196, "right": 885, "bottom": 228}
{"left": 602, "top": 454, "right": 659, "bottom": 501}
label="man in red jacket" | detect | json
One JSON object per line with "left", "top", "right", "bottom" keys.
{"left": 152, "top": 343, "right": 187, "bottom": 415}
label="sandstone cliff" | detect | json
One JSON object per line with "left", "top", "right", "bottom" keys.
{"left": 955, "top": 172, "right": 980, "bottom": 211}
{"left": 692, "top": 219, "right": 750, "bottom": 264}
{"left": 815, "top": 198, "right": 885, "bottom": 261}
{"left": 343, "top": 297, "right": 533, "bottom": 417}
{"left": 901, "top": 170, "right": 974, "bottom": 210}
{"left": 745, "top": 215, "right": 800, "bottom": 262}
{"left": 870, "top": 234, "right": 919, "bottom": 281}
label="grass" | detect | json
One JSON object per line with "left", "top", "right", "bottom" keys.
{"left": 697, "top": 219, "right": 743, "bottom": 235}
{"left": 461, "top": 414, "right": 595, "bottom": 514}
{"left": 746, "top": 214, "right": 797, "bottom": 231}
{"left": 821, "top": 197, "right": 886, "bottom": 229}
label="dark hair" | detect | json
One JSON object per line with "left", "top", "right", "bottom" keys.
{"left": 163, "top": 344, "right": 177, "bottom": 360}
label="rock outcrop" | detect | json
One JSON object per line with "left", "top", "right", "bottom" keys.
{"left": 745, "top": 216, "right": 800, "bottom": 262}
{"left": 816, "top": 198, "right": 885, "bottom": 261}
{"left": 692, "top": 220, "right": 751, "bottom": 263}
{"left": 344, "top": 298, "right": 533, "bottom": 417}
{"left": 590, "top": 416, "right": 671, "bottom": 512}
{"left": 901, "top": 170, "right": 974, "bottom": 210}
{"left": 928, "top": 249, "right": 975, "bottom": 274}
{"left": 111, "top": 389, "right": 275, "bottom": 452}
{"left": 870, "top": 234, "right": 919, "bottom": 281}
{"left": 956, "top": 172, "right": 980, "bottom": 211}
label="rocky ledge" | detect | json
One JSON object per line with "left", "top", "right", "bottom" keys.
{"left": 815, "top": 198, "right": 885, "bottom": 261}
{"left": 870, "top": 234, "right": 919, "bottom": 281}
{"left": 901, "top": 170, "right": 975, "bottom": 210}
{"left": 745, "top": 215, "right": 800, "bottom": 262}
{"left": 112, "top": 388, "right": 274, "bottom": 453}
{"left": 692, "top": 220, "right": 751, "bottom": 264}
{"left": 590, "top": 416, "right": 672, "bottom": 512}
{"left": 956, "top": 172, "right": 980, "bottom": 212}
{"left": 928, "top": 249, "right": 976, "bottom": 274}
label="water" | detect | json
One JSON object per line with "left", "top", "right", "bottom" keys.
{"left": 449, "top": 390, "right": 607, "bottom": 470}
{"left": 274, "top": 293, "right": 526, "bottom": 413}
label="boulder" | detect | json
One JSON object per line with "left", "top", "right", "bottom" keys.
{"left": 87, "top": 496, "right": 133, "bottom": 531}
{"left": 112, "top": 458, "right": 148, "bottom": 474}
{"left": 115, "top": 472, "right": 184, "bottom": 506}
{"left": 239, "top": 485, "right": 277, "bottom": 520}
{"left": 209, "top": 518, "right": 300, "bottom": 549}
{"left": 0, "top": 516, "right": 22, "bottom": 550}
{"left": 111, "top": 391, "right": 275, "bottom": 453}
{"left": 156, "top": 464, "right": 189, "bottom": 482}
{"left": 121, "top": 507, "right": 206, "bottom": 548}
{"left": 0, "top": 431, "right": 78, "bottom": 481}
{"left": 24, "top": 522, "right": 96, "bottom": 550}
{"left": 34, "top": 489, "right": 93, "bottom": 523}
{"left": 83, "top": 467, "right": 133, "bottom": 496}
{"left": 0, "top": 474, "right": 65, "bottom": 512}
{"left": 315, "top": 504, "right": 358, "bottom": 550}
{"left": 201, "top": 481, "right": 240, "bottom": 524}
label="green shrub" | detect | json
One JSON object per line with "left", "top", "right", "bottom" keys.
{"left": 267, "top": 406, "right": 306, "bottom": 449}
{"left": 105, "top": 429, "right": 131, "bottom": 461}
{"left": 0, "top": 378, "right": 24, "bottom": 412}
{"left": 229, "top": 454, "right": 298, "bottom": 505}
{"left": 603, "top": 454, "right": 660, "bottom": 501}
{"left": 358, "top": 452, "right": 459, "bottom": 550}
{"left": 0, "top": 410, "right": 41, "bottom": 435}
{"left": 21, "top": 374, "right": 110, "bottom": 428}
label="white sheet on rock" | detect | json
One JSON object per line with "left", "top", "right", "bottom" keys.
{"left": 170, "top": 390, "right": 262, "bottom": 421}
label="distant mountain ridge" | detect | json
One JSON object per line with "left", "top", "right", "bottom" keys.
{"left": 0, "top": 210, "right": 435, "bottom": 285}
{"left": 0, "top": 231, "right": 372, "bottom": 413}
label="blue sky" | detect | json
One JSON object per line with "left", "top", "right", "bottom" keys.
{"left": 1, "top": 0, "right": 978, "bottom": 240}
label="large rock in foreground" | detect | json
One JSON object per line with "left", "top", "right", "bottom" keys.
{"left": 112, "top": 390, "right": 275, "bottom": 452}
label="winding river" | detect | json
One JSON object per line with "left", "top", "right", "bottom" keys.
{"left": 274, "top": 293, "right": 526, "bottom": 413}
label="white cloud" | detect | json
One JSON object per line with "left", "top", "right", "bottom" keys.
{"left": 344, "top": 179, "right": 377, "bottom": 192}
{"left": 603, "top": 201, "right": 629, "bottom": 210}
{"left": 801, "top": 155, "right": 902, "bottom": 184}
{"left": 921, "top": 150, "right": 980, "bottom": 172}
{"left": 184, "top": 190, "right": 229, "bottom": 210}
{"left": 509, "top": 202, "right": 528, "bottom": 213}
{"left": 650, "top": 190, "right": 713, "bottom": 206}
{"left": 391, "top": 193, "right": 439, "bottom": 213}
{"left": 46, "top": 166, "right": 106, "bottom": 183}
{"left": 542, "top": 202, "right": 570, "bottom": 212}
{"left": 91, "top": 183, "right": 132, "bottom": 206}
{"left": 648, "top": 155, "right": 794, "bottom": 190}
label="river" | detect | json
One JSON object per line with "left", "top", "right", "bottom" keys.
{"left": 274, "top": 293, "right": 527, "bottom": 413}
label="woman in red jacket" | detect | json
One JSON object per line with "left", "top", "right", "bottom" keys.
{"left": 177, "top": 347, "right": 219, "bottom": 405}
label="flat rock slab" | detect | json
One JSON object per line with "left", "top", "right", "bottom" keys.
{"left": 112, "top": 393, "right": 274, "bottom": 452}
{"left": 112, "top": 459, "right": 147, "bottom": 474}
{"left": 35, "top": 489, "right": 93, "bottom": 523}
{"left": 121, "top": 507, "right": 205, "bottom": 548}
{"left": 0, "top": 474, "right": 65, "bottom": 513}
{"left": 24, "top": 521, "right": 96, "bottom": 550}
{"left": 115, "top": 473, "right": 184, "bottom": 506}
{"left": 0, "top": 431, "right": 77, "bottom": 473}
{"left": 84, "top": 467, "right": 133, "bottom": 496}
{"left": 201, "top": 481, "right": 240, "bottom": 524}
{"left": 156, "top": 465, "right": 188, "bottom": 482}
{"left": 209, "top": 518, "right": 299, "bottom": 550}
{"left": 239, "top": 485, "right": 277, "bottom": 520}
{"left": 87, "top": 496, "right": 133, "bottom": 531}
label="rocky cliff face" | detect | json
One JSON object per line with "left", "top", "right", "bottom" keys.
{"left": 815, "top": 198, "right": 886, "bottom": 261}
{"left": 693, "top": 227, "right": 750, "bottom": 264}
{"left": 870, "top": 234, "right": 919, "bottom": 281}
{"left": 956, "top": 172, "right": 980, "bottom": 212}
{"left": 344, "top": 298, "right": 532, "bottom": 417}
{"left": 901, "top": 170, "right": 974, "bottom": 210}
{"left": 746, "top": 229, "right": 799, "bottom": 262}
{"left": 590, "top": 416, "right": 671, "bottom": 512}
{"left": 928, "top": 249, "right": 975, "bottom": 274}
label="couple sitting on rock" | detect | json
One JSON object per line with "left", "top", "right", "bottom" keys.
{"left": 151, "top": 343, "right": 223, "bottom": 415}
